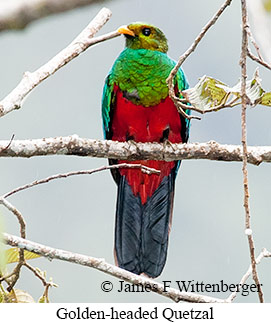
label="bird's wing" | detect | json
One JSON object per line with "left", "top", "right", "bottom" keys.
{"left": 102, "top": 74, "right": 116, "bottom": 139}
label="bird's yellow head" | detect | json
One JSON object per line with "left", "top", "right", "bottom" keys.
{"left": 117, "top": 22, "right": 168, "bottom": 53}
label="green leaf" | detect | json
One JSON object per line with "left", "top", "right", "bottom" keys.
{"left": 257, "top": 92, "right": 271, "bottom": 106}
{"left": 182, "top": 76, "right": 228, "bottom": 112}
{"left": 182, "top": 69, "right": 270, "bottom": 112}
{"left": 38, "top": 295, "right": 46, "bottom": 303}
{"left": 227, "top": 69, "right": 264, "bottom": 105}
{"left": 38, "top": 294, "right": 50, "bottom": 303}
{"left": 5, "top": 247, "right": 41, "bottom": 264}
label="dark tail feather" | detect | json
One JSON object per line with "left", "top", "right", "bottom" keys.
{"left": 141, "top": 172, "right": 175, "bottom": 277}
{"left": 114, "top": 176, "right": 142, "bottom": 274}
{"left": 114, "top": 172, "right": 175, "bottom": 278}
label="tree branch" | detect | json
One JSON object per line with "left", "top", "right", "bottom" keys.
{"left": 3, "top": 233, "right": 225, "bottom": 303}
{"left": 240, "top": 0, "right": 264, "bottom": 303}
{"left": 227, "top": 248, "right": 271, "bottom": 302}
{"left": 247, "top": 48, "right": 271, "bottom": 70}
{"left": 0, "top": 0, "right": 108, "bottom": 32}
{"left": 0, "top": 7, "right": 120, "bottom": 118}
{"left": 23, "top": 262, "right": 57, "bottom": 303}
{"left": 0, "top": 198, "right": 26, "bottom": 290}
{"left": 245, "top": 23, "right": 263, "bottom": 61}
{"left": 166, "top": 0, "right": 232, "bottom": 119}
{"left": 174, "top": 96, "right": 240, "bottom": 115}
{"left": 1, "top": 136, "right": 271, "bottom": 165}
{"left": 2, "top": 163, "right": 160, "bottom": 199}
{"left": 0, "top": 198, "right": 26, "bottom": 239}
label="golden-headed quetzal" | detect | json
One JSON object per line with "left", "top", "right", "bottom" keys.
{"left": 102, "top": 22, "right": 190, "bottom": 278}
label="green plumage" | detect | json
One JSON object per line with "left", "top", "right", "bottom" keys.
{"left": 102, "top": 48, "right": 189, "bottom": 136}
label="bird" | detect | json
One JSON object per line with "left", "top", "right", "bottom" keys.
{"left": 102, "top": 22, "right": 190, "bottom": 278}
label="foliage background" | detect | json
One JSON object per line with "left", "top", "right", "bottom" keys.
{"left": 0, "top": 0, "right": 270, "bottom": 302}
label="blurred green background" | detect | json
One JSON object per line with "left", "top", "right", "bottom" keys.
{"left": 0, "top": 0, "right": 270, "bottom": 302}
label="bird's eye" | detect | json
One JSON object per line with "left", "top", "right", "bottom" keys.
{"left": 142, "top": 28, "right": 151, "bottom": 36}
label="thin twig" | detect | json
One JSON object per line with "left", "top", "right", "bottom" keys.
{"left": 0, "top": 198, "right": 26, "bottom": 291}
{"left": 168, "top": 0, "right": 233, "bottom": 81}
{"left": 0, "top": 198, "right": 26, "bottom": 239}
{"left": 0, "top": 8, "right": 118, "bottom": 118}
{"left": 245, "top": 23, "right": 263, "bottom": 60}
{"left": 3, "top": 163, "right": 160, "bottom": 199}
{"left": 3, "top": 233, "right": 225, "bottom": 303}
{"left": 0, "top": 134, "right": 15, "bottom": 153}
{"left": 240, "top": 0, "right": 264, "bottom": 303}
{"left": 166, "top": 0, "right": 232, "bottom": 118}
{"left": 175, "top": 98, "right": 240, "bottom": 115}
{"left": 227, "top": 248, "right": 271, "bottom": 302}
{"left": 175, "top": 104, "right": 201, "bottom": 120}
{"left": 24, "top": 262, "right": 57, "bottom": 302}
{"left": 23, "top": 263, "right": 47, "bottom": 286}
{"left": 247, "top": 48, "right": 271, "bottom": 70}
{"left": 1, "top": 136, "right": 271, "bottom": 165}
{"left": 41, "top": 285, "right": 51, "bottom": 303}
{"left": 0, "top": 271, "right": 17, "bottom": 283}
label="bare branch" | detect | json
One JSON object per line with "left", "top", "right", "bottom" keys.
{"left": 0, "top": 198, "right": 26, "bottom": 239}
{"left": 3, "top": 163, "right": 160, "bottom": 199}
{"left": 0, "top": 0, "right": 108, "bottom": 32}
{"left": 24, "top": 263, "right": 47, "bottom": 286}
{"left": 24, "top": 262, "right": 57, "bottom": 302}
{"left": 0, "top": 195, "right": 57, "bottom": 298}
{"left": 0, "top": 8, "right": 119, "bottom": 118}
{"left": 0, "top": 198, "right": 26, "bottom": 290}
{"left": 227, "top": 248, "right": 271, "bottom": 302}
{"left": 166, "top": 0, "right": 232, "bottom": 118}
{"left": 175, "top": 98, "right": 240, "bottom": 115}
{"left": 3, "top": 233, "right": 225, "bottom": 303}
{"left": 240, "top": 0, "right": 264, "bottom": 303}
{"left": 247, "top": 48, "right": 271, "bottom": 70}
{"left": 245, "top": 24, "right": 263, "bottom": 61}
{"left": 175, "top": 103, "right": 201, "bottom": 120}
{"left": 1, "top": 136, "right": 271, "bottom": 165}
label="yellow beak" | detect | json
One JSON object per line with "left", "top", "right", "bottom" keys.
{"left": 117, "top": 25, "right": 135, "bottom": 37}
